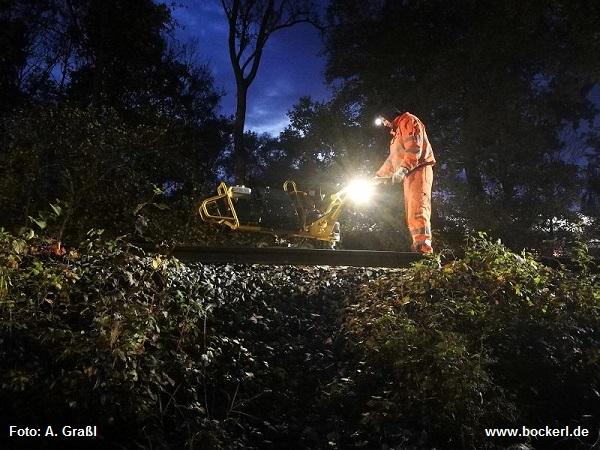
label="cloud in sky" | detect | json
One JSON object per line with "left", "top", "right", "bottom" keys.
{"left": 169, "top": 0, "right": 330, "bottom": 136}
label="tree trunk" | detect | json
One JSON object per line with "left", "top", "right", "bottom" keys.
{"left": 233, "top": 82, "right": 248, "bottom": 185}
{"left": 464, "top": 159, "right": 484, "bottom": 197}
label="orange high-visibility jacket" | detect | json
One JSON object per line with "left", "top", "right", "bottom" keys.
{"left": 376, "top": 112, "right": 436, "bottom": 177}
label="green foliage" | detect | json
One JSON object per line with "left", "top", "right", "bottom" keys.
{"left": 0, "top": 0, "right": 226, "bottom": 244}
{"left": 0, "top": 103, "right": 225, "bottom": 241}
{"left": 335, "top": 234, "right": 600, "bottom": 448}
{"left": 0, "top": 228, "right": 390, "bottom": 447}
{"left": 1, "top": 231, "right": 598, "bottom": 448}
{"left": 0, "top": 229, "right": 225, "bottom": 447}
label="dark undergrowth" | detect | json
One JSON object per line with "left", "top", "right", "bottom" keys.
{"left": 1, "top": 230, "right": 598, "bottom": 449}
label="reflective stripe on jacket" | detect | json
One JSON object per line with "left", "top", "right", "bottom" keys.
{"left": 376, "top": 112, "right": 436, "bottom": 176}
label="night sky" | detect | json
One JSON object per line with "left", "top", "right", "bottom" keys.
{"left": 169, "top": 1, "right": 599, "bottom": 160}
{"left": 171, "top": 0, "right": 330, "bottom": 135}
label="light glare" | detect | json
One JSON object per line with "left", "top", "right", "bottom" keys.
{"left": 345, "top": 178, "right": 375, "bottom": 204}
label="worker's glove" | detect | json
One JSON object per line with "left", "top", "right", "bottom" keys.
{"left": 391, "top": 167, "right": 409, "bottom": 184}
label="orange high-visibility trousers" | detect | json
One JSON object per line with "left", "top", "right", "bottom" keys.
{"left": 375, "top": 112, "right": 435, "bottom": 253}
{"left": 403, "top": 164, "right": 433, "bottom": 253}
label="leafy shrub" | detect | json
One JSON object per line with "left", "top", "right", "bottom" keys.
{"left": 0, "top": 104, "right": 225, "bottom": 243}
{"left": 334, "top": 234, "right": 600, "bottom": 449}
{"left": 1, "top": 230, "right": 598, "bottom": 449}
{"left": 0, "top": 229, "right": 235, "bottom": 448}
{"left": 0, "top": 228, "right": 391, "bottom": 448}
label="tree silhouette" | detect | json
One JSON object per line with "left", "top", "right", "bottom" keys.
{"left": 221, "top": 0, "right": 319, "bottom": 184}
{"left": 322, "top": 0, "right": 599, "bottom": 247}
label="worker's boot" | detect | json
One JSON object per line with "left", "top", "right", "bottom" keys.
{"left": 413, "top": 240, "right": 433, "bottom": 254}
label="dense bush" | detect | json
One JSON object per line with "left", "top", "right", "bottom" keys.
{"left": 0, "top": 229, "right": 224, "bottom": 448}
{"left": 0, "top": 103, "right": 225, "bottom": 243}
{"left": 334, "top": 235, "right": 600, "bottom": 449}
{"left": 1, "top": 230, "right": 598, "bottom": 449}
{"left": 0, "top": 229, "right": 390, "bottom": 448}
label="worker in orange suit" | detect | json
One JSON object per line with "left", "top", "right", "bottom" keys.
{"left": 375, "top": 112, "right": 435, "bottom": 253}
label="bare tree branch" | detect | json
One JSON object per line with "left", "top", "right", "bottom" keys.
{"left": 219, "top": 0, "right": 321, "bottom": 182}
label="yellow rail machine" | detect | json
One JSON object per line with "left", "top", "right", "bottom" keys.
{"left": 199, "top": 178, "right": 386, "bottom": 247}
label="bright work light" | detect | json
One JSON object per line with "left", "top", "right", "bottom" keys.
{"left": 345, "top": 178, "right": 376, "bottom": 204}
{"left": 374, "top": 116, "right": 384, "bottom": 126}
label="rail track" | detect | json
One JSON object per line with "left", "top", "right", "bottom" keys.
{"left": 138, "top": 245, "right": 598, "bottom": 270}
{"left": 147, "top": 246, "right": 424, "bottom": 268}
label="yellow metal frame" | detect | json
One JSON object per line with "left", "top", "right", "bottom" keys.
{"left": 198, "top": 181, "right": 262, "bottom": 232}
{"left": 199, "top": 180, "right": 350, "bottom": 244}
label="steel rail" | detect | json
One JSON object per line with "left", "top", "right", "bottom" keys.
{"left": 146, "top": 246, "right": 424, "bottom": 268}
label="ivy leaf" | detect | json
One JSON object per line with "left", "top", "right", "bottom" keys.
{"left": 49, "top": 203, "right": 62, "bottom": 217}
{"left": 29, "top": 217, "right": 47, "bottom": 230}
